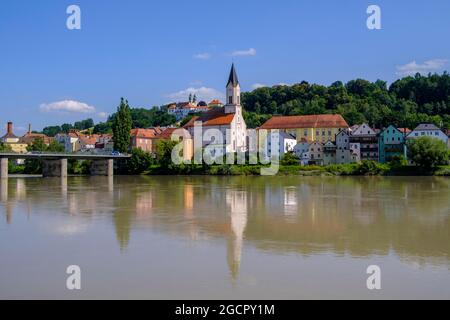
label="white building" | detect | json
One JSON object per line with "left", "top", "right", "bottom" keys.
{"left": 261, "top": 131, "right": 297, "bottom": 161}
{"left": 184, "top": 64, "right": 247, "bottom": 155}
{"left": 168, "top": 102, "right": 211, "bottom": 121}
{"left": 407, "top": 123, "right": 449, "bottom": 145}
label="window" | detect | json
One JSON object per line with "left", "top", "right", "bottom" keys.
{"left": 229, "top": 96, "right": 233, "bottom": 104}
{"left": 328, "top": 131, "right": 332, "bottom": 136}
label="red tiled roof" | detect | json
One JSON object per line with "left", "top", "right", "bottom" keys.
{"left": 397, "top": 128, "right": 411, "bottom": 134}
{"left": 209, "top": 99, "right": 223, "bottom": 105}
{"left": 259, "top": 114, "right": 349, "bottom": 130}
{"left": 78, "top": 135, "right": 97, "bottom": 145}
{"left": 184, "top": 108, "right": 235, "bottom": 127}
{"left": 130, "top": 128, "right": 163, "bottom": 138}
{"left": 154, "top": 128, "right": 191, "bottom": 140}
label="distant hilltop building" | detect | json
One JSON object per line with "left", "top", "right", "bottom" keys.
{"left": 208, "top": 99, "right": 224, "bottom": 108}
{"left": 184, "top": 64, "right": 248, "bottom": 154}
{"left": 167, "top": 102, "right": 211, "bottom": 121}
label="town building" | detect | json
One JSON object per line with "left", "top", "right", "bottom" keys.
{"left": 208, "top": 100, "right": 224, "bottom": 108}
{"left": 259, "top": 114, "right": 349, "bottom": 143}
{"left": 20, "top": 124, "right": 53, "bottom": 146}
{"left": 378, "top": 125, "right": 406, "bottom": 163}
{"left": 168, "top": 102, "right": 211, "bottom": 121}
{"left": 323, "top": 140, "right": 337, "bottom": 165}
{"left": 1, "top": 122, "right": 28, "bottom": 153}
{"left": 406, "top": 123, "right": 449, "bottom": 145}
{"left": 184, "top": 64, "right": 247, "bottom": 155}
{"left": 349, "top": 123, "right": 379, "bottom": 161}
{"left": 293, "top": 141, "right": 311, "bottom": 165}
{"left": 55, "top": 130, "right": 113, "bottom": 153}
{"left": 308, "top": 141, "right": 324, "bottom": 165}
{"left": 335, "top": 129, "right": 359, "bottom": 164}
{"left": 130, "top": 128, "right": 164, "bottom": 153}
{"left": 261, "top": 131, "right": 296, "bottom": 161}
{"left": 152, "top": 127, "right": 194, "bottom": 162}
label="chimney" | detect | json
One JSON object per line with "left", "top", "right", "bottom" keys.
{"left": 7, "top": 122, "right": 13, "bottom": 135}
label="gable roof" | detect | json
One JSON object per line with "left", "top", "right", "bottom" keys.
{"left": 130, "top": 128, "right": 163, "bottom": 139}
{"left": 259, "top": 114, "right": 348, "bottom": 130}
{"left": 413, "top": 123, "right": 441, "bottom": 131}
{"left": 20, "top": 132, "right": 53, "bottom": 145}
{"left": 351, "top": 123, "right": 376, "bottom": 136}
{"left": 379, "top": 125, "right": 402, "bottom": 135}
{"left": 184, "top": 108, "right": 235, "bottom": 127}
{"left": 154, "top": 127, "right": 191, "bottom": 140}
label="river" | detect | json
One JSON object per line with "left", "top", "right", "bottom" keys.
{"left": 0, "top": 176, "right": 449, "bottom": 299}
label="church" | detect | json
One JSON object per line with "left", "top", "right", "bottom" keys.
{"left": 184, "top": 64, "right": 248, "bottom": 154}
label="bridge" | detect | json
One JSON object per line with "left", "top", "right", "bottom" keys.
{"left": 0, "top": 153, "right": 130, "bottom": 178}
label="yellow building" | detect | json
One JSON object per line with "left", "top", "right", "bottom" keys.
{"left": 1, "top": 122, "right": 28, "bottom": 153}
{"left": 259, "top": 114, "right": 349, "bottom": 143}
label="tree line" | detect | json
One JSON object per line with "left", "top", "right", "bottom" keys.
{"left": 242, "top": 72, "right": 450, "bottom": 129}
{"left": 41, "top": 72, "right": 450, "bottom": 136}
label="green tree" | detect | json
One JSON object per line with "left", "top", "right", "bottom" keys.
{"left": 0, "top": 143, "right": 11, "bottom": 152}
{"left": 407, "top": 137, "right": 449, "bottom": 169}
{"left": 280, "top": 152, "right": 300, "bottom": 165}
{"left": 112, "top": 98, "right": 132, "bottom": 153}
{"left": 24, "top": 138, "right": 47, "bottom": 174}
{"left": 47, "top": 140, "right": 65, "bottom": 153}
{"left": 155, "top": 140, "right": 177, "bottom": 168}
{"left": 128, "top": 148, "right": 153, "bottom": 174}
{"left": 42, "top": 126, "right": 62, "bottom": 137}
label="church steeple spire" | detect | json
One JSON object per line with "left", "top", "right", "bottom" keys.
{"left": 225, "top": 64, "right": 241, "bottom": 113}
{"left": 227, "top": 63, "right": 239, "bottom": 87}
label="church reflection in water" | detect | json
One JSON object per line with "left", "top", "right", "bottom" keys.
{"left": 1, "top": 176, "right": 450, "bottom": 280}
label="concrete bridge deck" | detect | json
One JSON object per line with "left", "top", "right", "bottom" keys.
{"left": 0, "top": 152, "right": 130, "bottom": 178}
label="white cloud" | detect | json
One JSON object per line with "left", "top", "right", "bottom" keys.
{"left": 40, "top": 100, "right": 96, "bottom": 114}
{"left": 194, "top": 52, "right": 211, "bottom": 60}
{"left": 97, "top": 112, "right": 108, "bottom": 118}
{"left": 231, "top": 48, "right": 256, "bottom": 57}
{"left": 396, "top": 59, "right": 448, "bottom": 76}
{"left": 252, "top": 83, "right": 267, "bottom": 89}
{"left": 167, "top": 87, "right": 224, "bottom": 102}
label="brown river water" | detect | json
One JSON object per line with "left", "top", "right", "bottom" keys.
{"left": 0, "top": 175, "right": 449, "bottom": 299}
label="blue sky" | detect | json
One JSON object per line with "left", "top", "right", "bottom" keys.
{"left": 0, "top": 0, "right": 449, "bottom": 133}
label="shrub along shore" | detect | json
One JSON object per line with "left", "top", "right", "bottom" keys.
{"left": 142, "top": 162, "right": 450, "bottom": 177}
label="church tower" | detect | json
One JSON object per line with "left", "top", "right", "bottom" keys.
{"left": 225, "top": 64, "right": 241, "bottom": 114}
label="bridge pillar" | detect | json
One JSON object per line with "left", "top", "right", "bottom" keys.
{"left": 90, "top": 159, "right": 114, "bottom": 176}
{"left": 42, "top": 159, "right": 68, "bottom": 178}
{"left": 1, "top": 158, "right": 8, "bottom": 179}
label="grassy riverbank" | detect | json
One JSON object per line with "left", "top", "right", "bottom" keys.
{"left": 145, "top": 162, "right": 450, "bottom": 177}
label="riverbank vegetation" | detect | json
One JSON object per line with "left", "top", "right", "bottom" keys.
{"left": 117, "top": 139, "right": 449, "bottom": 176}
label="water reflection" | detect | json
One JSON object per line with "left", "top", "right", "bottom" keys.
{"left": 1, "top": 176, "right": 450, "bottom": 279}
